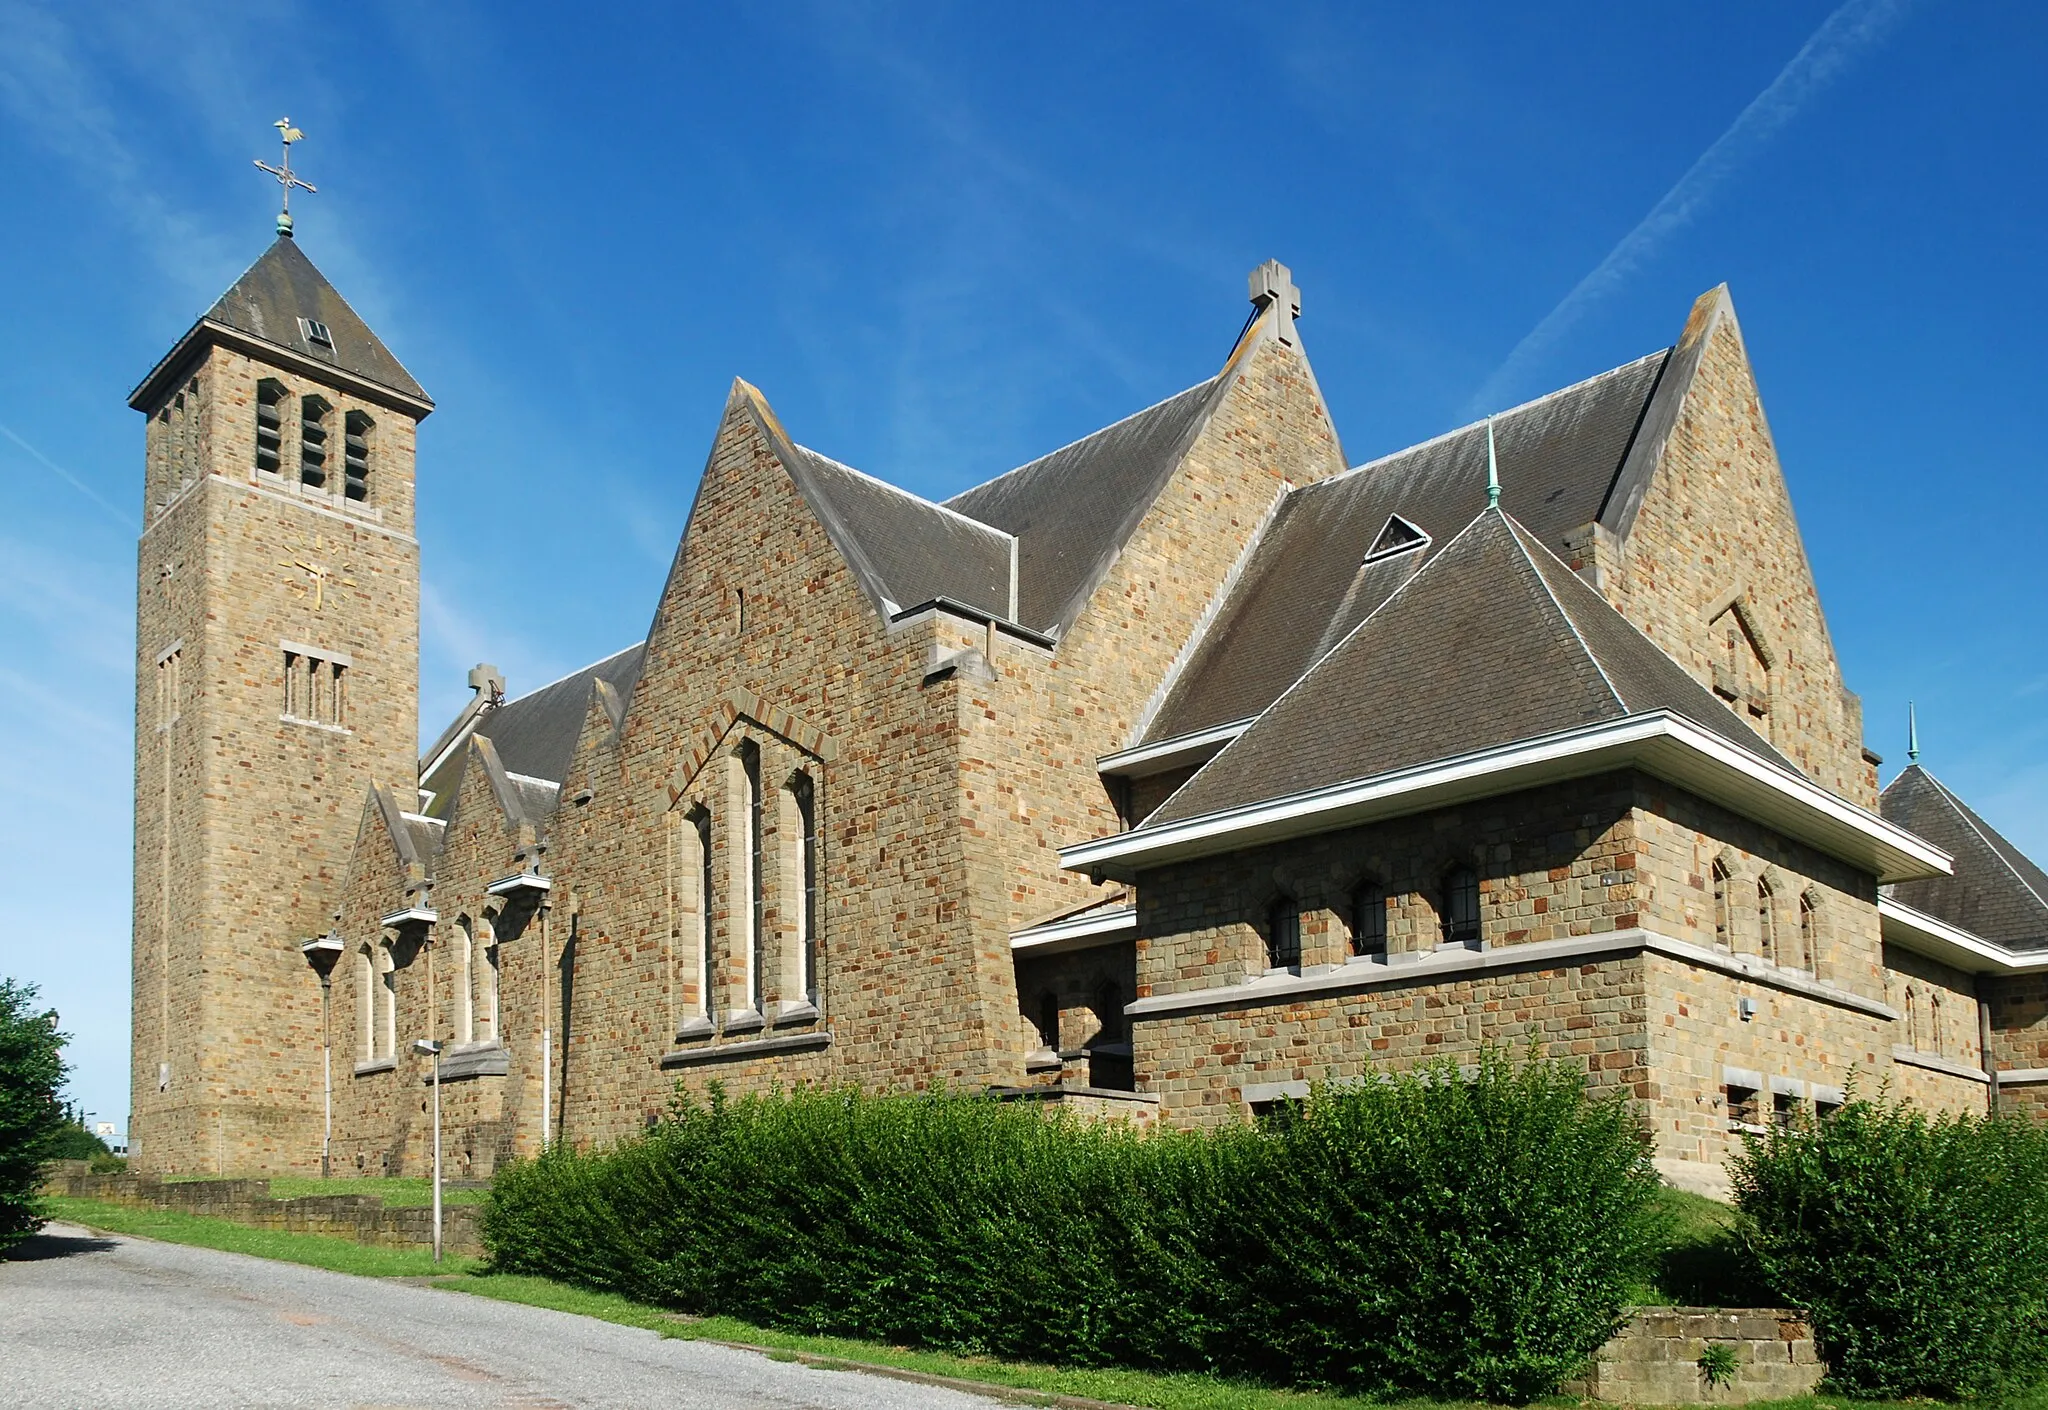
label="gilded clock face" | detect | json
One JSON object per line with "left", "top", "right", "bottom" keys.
{"left": 277, "top": 530, "right": 359, "bottom": 612}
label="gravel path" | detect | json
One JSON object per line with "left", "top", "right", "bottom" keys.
{"left": 0, "top": 1223, "right": 1016, "bottom": 1410}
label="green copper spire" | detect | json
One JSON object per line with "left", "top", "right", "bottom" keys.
{"left": 1908, "top": 701, "right": 1920, "bottom": 763}
{"left": 1485, "top": 416, "right": 1501, "bottom": 510}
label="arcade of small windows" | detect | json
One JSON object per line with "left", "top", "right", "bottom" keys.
{"left": 281, "top": 644, "right": 349, "bottom": 729}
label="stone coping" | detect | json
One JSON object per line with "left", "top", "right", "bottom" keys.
{"left": 658, "top": 1030, "right": 832, "bottom": 1068}
{"left": 424, "top": 1043, "right": 509, "bottom": 1084}
{"left": 1891, "top": 1045, "right": 1991, "bottom": 1084}
{"left": 1127, "top": 927, "right": 1895, "bottom": 1022}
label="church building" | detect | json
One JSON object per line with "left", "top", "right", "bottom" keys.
{"left": 128, "top": 222, "right": 2048, "bottom": 1195}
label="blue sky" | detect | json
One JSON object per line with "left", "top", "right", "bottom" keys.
{"left": 2, "top": 1, "right": 2042, "bottom": 1134}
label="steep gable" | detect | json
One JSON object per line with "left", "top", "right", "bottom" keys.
{"left": 1883, "top": 766, "right": 2048, "bottom": 950}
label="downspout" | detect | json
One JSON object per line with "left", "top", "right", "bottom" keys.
{"left": 320, "top": 967, "right": 333, "bottom": 1178}
{"left": 1978, "top": 978, "right": 2001, "bottom": 1116}
{"left": 540, "top": 901, "right": 552, "bottom": 1150}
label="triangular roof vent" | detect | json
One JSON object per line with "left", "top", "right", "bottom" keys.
{"left": 1363, "top": 514, "right": 1429, "bottom": 563}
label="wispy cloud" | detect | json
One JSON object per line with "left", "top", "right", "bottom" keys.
{"left": 1466, "top": 0, "right": 1913, "bottom": 416}
{"left": 0, "top": 420, "right": 138, "bottom": 533}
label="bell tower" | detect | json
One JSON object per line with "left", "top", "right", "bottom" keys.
{"left": 128, "top": 198, "right": 431, "bottom": 1172}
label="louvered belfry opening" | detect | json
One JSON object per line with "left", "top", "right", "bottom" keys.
{"left": 300, "top": 394, "right": 331, "bottom": 487}
{"left": 255, "top": 378, "right": 286, "bottom": 473}
{"left": 344, "top": 410, "right": 373, "bottom": 501}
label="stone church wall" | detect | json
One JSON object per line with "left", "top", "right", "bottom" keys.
{"left": 1594, "top": 307, "right": 1875, "bottom": 807}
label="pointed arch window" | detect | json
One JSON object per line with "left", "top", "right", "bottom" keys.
{"left": 477, "top": 913, "right": 499, "bottom": 1043}
{"left": 693, "top": 808, "right": 714, "bottom": 1021}
{"left": 1757, "top": 878, "right": 1778, "bottom": 965}
{"left": 1265, "top": 898, "right": 1301, "bottom": 970}
{"left": 1711, "top": 859, "right": 1733, "bottom": 949}
{"left": 1798, "top": 892, "right": 1818, "bottom": 974}
{"left": 454, "top": 915, "right": 475, "bottom": 1045}
{"left": 1351, "top": 878, "right": 1386, "bottom": 959}
{"left": 357, "top": 947, "right": 375, "bottom": 1062}
{"left": 1442, "top": 865, "right": 1481, "bottom": 946}
{"left": 740, "top": 741, "right": 764, "bottom": 1013}
{"left": 791, "top": 771, "right": 818, "bottom": 1008}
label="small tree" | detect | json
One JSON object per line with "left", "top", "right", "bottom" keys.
{"left": 0, "top": 978, "right": 71, "bottom": 1251}
{"left": 1734, "top": 1096, "right": 2048, "bottom": 1399}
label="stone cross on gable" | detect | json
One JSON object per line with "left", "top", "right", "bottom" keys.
{"left": 1248, "top": 259, "right": 1301, "bottom": 345}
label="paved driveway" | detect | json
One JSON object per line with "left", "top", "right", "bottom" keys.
{"left": 1, "top": 1224, "right": 1015, "bottom": 1410}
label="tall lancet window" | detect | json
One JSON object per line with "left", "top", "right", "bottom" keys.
{"left": 740, "top": 741, "right": 763, "bottom": 1013}
{"left": 1757, "top": 878, "right": 1778, "bottom": 965}
{"left": 454, "top": 916, "right": 475, "bottom": 1045}
{"left": 792, "top": 772, "right": 818, "bottom": 1008}
{"left": 477, "top": 914, "right": 499, "bottom": 1043}
{"left": 695, "top": 810, "right": 714, "bottom": 1020}
{"left": 1711, "top": 860, "right": 1733, "bottom": 949}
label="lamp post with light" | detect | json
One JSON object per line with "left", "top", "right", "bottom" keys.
{"left": 411, "top": 1038, "right": 443, "bottom": 1263}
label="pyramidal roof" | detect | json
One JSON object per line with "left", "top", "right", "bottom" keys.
{"left": 133, "top": 237, "right": 429, "bottom": 410}
{"left": 1882, "top": 765, "right": 2048, "bottom": 950}
{"left": 1146, "top": 508, "right": 1792, "bottom": 827}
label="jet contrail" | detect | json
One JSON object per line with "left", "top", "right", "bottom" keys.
{"left": 0, "top": 419, "right": 138, "bottom": 533}
{"left": 1467, "top": 0, "right": 1913, "bottom": 417}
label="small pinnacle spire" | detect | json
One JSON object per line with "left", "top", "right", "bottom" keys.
{"left": 1485, "top": 417, "right": 1501, "bottom": 510}
{"left": 253, "top": 118, "right": 317, "bottom": 239}
{"left": 1908, "top": 701, "right": 1920, "bottom": 763}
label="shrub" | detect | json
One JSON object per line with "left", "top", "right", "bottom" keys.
{"left": 1733, "top": 1095, "right": 2048, "bottom": 1399}
{"left": 485, "top": 1048, "right": 1660, "bottom": 1401}
{"left": 0, "top": 978, "right": 70, "bottom": 1252}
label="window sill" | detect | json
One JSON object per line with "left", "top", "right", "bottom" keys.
{"left": 1024, "top": 1048, "right": 1063, "bottom": 1074}
{"left": 280, "top": 714, "right": 351, "bottom": 735}
{"left": 773, "top": 1000, "right": 821, "bottom": 1028}
{"left": 658, "top": 1030, "right": 832, "bottom": 1069}
{"left": 721, "top": 1010, "right": 765, "bottom": 1036}
{"left": 352, "top": 1059, "right": 395, "bottom": 1077}
{"left": 674, "top": 1017, "right": 715, "bottom": 1043}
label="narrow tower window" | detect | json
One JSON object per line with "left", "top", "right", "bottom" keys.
{"left": 1798, "top": 892, "right": 1818, "bottom": 973}
{"left": 1757, "top": 878, "right": 1778, "bottom": 965}
{"left": 1711, "top": 859, "right": 1733, "bottom": 949}
{"left": 255, "top": 379, "right": 286, "bottom": 474}
{"left": 1265, "top": 897, "right": 1301, "bottom": 970}
{"left": 1443, "top": 865, "right": 1481, "bottom": 946}
{"left": 300, "top": 395, "right": 330, "bottom": 487}
{"left": 343, "top": 410, "right": 373, "bottom": 502}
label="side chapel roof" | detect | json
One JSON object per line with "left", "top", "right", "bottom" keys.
{"left": 1146, "top": 509, "right": 1793, "bottom": 827}
{"left": 1882, "top": 766, "right": 2048, "bottom": 951}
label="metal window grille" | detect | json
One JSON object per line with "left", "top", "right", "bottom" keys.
{"left": 1266, "top": 900, "right": 1301, "bottom": 969}
{"left": 1444, "top": 866, "right": 1480, "bottom": 945}
{"left": 1351, "top": 880, "right": 1386, "bottom": 957}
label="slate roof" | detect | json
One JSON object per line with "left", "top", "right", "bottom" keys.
{"left": 782, "top": 444, "right": 1015, "bottom": 620}
{"left": 202, "top": 238, "right": 427, "bottom": 402}
{"left": 1882, "top": 766, "right": 2048, "bottom": 950}
{"left": 946, "top": 374, "right": 1230, "bottom": 635}
{"left": 1145, "top": 351, "right": 1668, "bottom": 741}
{"left": 1145, "top": 509, "right": 1791, "bottom": 828}
{"left": 419, "top": 643, "right": 645, "bottom": 821}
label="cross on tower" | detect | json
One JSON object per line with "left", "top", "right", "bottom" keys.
{"left": 253, "top": 119, "right": 317, "bottom": 239}
{"left": 1248, "top": 259, "right": 1301, "bottom": 345}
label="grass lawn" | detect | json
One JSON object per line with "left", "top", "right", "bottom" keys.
{"left": 42, "top": 1196, "right": 480, "bottom": 1277}
{"left": 157, "top": 1174, "right": 487, "bottom": 1207}
{"left": 1641, "top": 1186, "right": 1761, "bottom": 1306}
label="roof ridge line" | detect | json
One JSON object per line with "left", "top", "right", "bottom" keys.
{"left": 944, "top": 372, "right": 1226, "bottom": 506}
{"left": 1322, "top": 349, "right": 1668, "bottom": 487}
{"left": 791, "top": 442, "right": 1016, "bottom": 543}
{"left": 1501, "top": 515, "right": 1627, "bottom": 713}
{"left": 1923, "top": 769, "right": 2048, "bottom": 913}
{"left": 503, "top": 640, "right": 647, "bottom": 705}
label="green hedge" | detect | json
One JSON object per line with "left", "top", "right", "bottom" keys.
{"left": 1734, "top": 1096, "right": 2048, "bottom": 1400}
{"left": 484, "top": 1050, "right": 1661, "bottom": 1402}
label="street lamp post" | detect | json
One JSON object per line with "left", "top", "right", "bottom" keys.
{"left": 411, "top": 1038, "right": 443, "bottom": 1263}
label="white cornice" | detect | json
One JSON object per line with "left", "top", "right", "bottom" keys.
{"left": 1097, "top": 718, "right": 1252, "bottom": 779}
{"left": 1878, "top": 897, "right": 2048, "bottom": 975}
{"left": 1010, "top": 906, "right": 1136, "bottom": 956}
{"left": 1064, "top": 712, "right": 1951, "bottom": 886}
